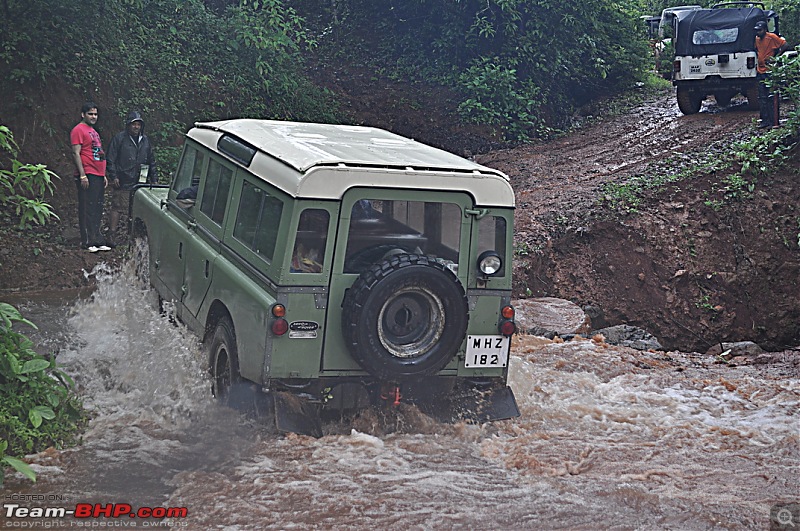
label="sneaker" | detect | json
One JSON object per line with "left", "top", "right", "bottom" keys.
{"left": 96, "top": 245, "right": 112, "bottom": 252}
{"left": 87, "top": 246, "right": 100, "bottom": 253}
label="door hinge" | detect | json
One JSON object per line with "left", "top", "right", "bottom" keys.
{"left": 465, "top": 208, "right": 489, "bottom": 219}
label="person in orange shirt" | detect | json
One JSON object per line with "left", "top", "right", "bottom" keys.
{"left": 754, "top": 20, "right": 790, "bottom": 128}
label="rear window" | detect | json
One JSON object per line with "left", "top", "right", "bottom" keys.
{"left": 344, "top": 199, "right": 461, "bottom": 273}
{"left": 291, "top": 209, "right": 330, "bottom": 273}
{"left": 477, "top": 215, "right": 508, "bottom": 277}
{"left": 692, "top": 28, "right": 738, "bottom": 45}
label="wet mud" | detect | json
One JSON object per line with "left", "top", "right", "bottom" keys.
{"left": 477, "top": 92, "right": 799, "bottom": 352}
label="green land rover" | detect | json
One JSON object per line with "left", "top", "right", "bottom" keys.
{"left": 131, "top": 119, "right": 519, "bottom": 435}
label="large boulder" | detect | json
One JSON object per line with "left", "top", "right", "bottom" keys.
{"left": 513, "top": 297, "right": 591, "bottom": 338}
{"left": 592, "top": 324, "right": 664, "bottom": 351}
{"left": 705, "top": 341, "right": 765, "bottom": 357}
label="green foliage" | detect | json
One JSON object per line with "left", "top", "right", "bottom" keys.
{"left": 457, "top": 59, "right": 549, "bottom": 141}
{"left": 0, "top": 126, "right": 59, "bottom": 229}
{"left": 1, "top": 440, "right": 36, "bottom": 483}
{"left": 0, "top": 303, "right": 87, "bottom": 486}
{"left": 302, "top": 0, "right": 651, "bottom": 141}
{"left": 773, "top": 0, "right": 799, "bottom": 48}
{"left": 1, "top": 0, "right": 339, "bottom": 173}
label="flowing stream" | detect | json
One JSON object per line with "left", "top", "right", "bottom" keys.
{"left": 1, "top": 257, "right": 798, "bottom": 530}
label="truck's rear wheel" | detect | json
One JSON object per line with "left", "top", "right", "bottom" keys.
{"left": 210, "top": 317, "right": 245, "bottom": 408}
{"left": 714, "top": 92, "right": 733, "bottom": 107}
{"left": 677, "top": 88, "right": 702, "bottom": 115}
{"left": 746, "top": 86, "right": 759, "bottom": 110}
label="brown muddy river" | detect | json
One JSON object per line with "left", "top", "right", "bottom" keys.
{"left": 2, "top": 259, "right": 798, "bottom": 530}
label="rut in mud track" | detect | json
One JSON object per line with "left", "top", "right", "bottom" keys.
{"left": 476, "top": 89, "right": 799, "bottom": 353}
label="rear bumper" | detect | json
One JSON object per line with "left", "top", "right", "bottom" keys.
{"left": 271, "top": 376, "right": 520, "bottom": 436}
{"left": 673, "top": 77, "right": 757, "bottom": 94}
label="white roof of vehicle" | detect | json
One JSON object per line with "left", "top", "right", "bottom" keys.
{"left": 188, "top": 119, "right": 515, "bottom": 207}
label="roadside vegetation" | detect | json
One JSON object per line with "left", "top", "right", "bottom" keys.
{"left": 0, "top": 127, "right": 84, "bottom": 486}
{"left": 0, "top": 302, "right": 88, "bottom": 486}
{"left": 0, "top": 126, "right": 59, "bottom": 229}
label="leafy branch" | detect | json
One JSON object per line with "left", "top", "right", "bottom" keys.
{"left": 0, "top": 302, "right": 87, "bottom": 486}
{"left": 0, "top": 125, "right": 59, "bottom": 229}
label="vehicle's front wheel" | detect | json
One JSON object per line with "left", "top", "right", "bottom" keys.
{"left": 341, "top": 254, "right": 468, "bottom": 380}
{"left": 209, "top": 317, "right": 243, "bottom": 407}
{"left": 677, "top": 88, "right": 702, "bottom": 115}
{"left": 131, "top": 220, "right": 150, "bottom": 289}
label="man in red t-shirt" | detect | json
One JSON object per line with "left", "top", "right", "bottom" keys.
{"left": 754, "top": 21, "right": 790, "bottom": 128}
{"left": 70, "top": 102, "right": 109, "bottom": 252}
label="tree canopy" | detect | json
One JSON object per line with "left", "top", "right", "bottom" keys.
{"left": 0, "top": 0, "right": 797, "bottom": 143}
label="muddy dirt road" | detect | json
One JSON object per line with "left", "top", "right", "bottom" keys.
{"left": 479, "top": 93, "right": 753, "bottom": 249}
{"left": 476, "top": 90, "right": 799, "bottom": 353}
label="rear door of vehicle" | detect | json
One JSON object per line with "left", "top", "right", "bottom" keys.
{"left": 322, "top": 187, "right": 473, "bottom": 373}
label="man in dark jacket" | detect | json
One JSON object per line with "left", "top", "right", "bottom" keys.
{"left": 106, "top": 111, "right": 157, "bottom": 242}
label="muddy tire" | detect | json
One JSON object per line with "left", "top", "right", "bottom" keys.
{"left": 677, "top": 88, "right": 702, "bottom": 115}
{"left": 131, "top": 221, "right": 150, "bottom": 288}
{"left": 341, "top": 253, "right": 468, "bottom": 380}
{"left": 714, "top": 92, "right": 733, "bottom": 107}
{"left": 209, "top": 317, "right": 247, "bottom": 409}
{"left": 746, "top": 86, "right": 759, "bottom": 110}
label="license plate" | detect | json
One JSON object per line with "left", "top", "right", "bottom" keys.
{"left": 465, "top": 335, "right": 509, "bottom": 368}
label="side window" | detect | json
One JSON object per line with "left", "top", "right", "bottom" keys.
{"left": 291, "top": 209, "right": 330, "bottom": 273}
{"left": 200, "top": 159, "right": 233, "bottom": 225}
{"left": 344, "top": 199, "right": 461, "bottom": 273}
{"left": 477, "top": 215, "right": 507, "bottom": 277}
{"left": 233, "top": 180, "right": 284, "bottom": 262}
{"left": 172, "top": 146, "right": 205, "bottom": 195}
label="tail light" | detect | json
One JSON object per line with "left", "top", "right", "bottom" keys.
{"left": 673, "top": 59, "right": 681, "bottom": 73}
{"left": 499, "top": 305, "right": 516, "bottom": 337}
{"left": 271, "top": 303, "right": 288, "bottom": 335}
{"left": 747, "top": 57, "right": 756, "bottom": 69}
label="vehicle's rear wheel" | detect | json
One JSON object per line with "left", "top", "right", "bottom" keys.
{"left": 714, "top": 92, "right": 733, "bottom": 107}
{"left": 677, "top": 88, "right": 702, "bottom": 115}
{"left": 209, "top": 317, "right": 244, "bottom": 407}
{"left": 341, "top": 253, "right": 468, "bottom": 380}
{"left": 746, "top": 86, "right": 760, "bottom": 110}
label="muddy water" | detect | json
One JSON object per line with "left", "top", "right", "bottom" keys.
{"left": 2, "top": 259, "right": 798, "bottom": 530}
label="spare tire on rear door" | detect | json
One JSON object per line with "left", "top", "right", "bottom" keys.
{"left": 341, "top": 253, "right": 468, "bottom": 380}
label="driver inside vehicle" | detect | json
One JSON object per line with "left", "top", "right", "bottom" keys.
{"left": 290, "top": 208, "right": 329, "bottom": 273}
